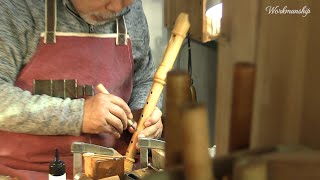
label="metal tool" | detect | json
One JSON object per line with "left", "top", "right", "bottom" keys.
{"left": 71, "top": 142, "right": 116, "bottom": 180}
{"left": 138, "top": 137, "right": 165, "bottom": 170}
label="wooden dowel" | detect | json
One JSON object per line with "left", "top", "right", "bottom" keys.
{"left": 181, "top": 103, "right": 213, "bottom": 180}
{"left": 165, "top": 70, "right": 192, "bottom": 168}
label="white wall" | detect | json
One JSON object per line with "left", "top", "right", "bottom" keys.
{"left": 141, "top": 0, "right": 169, "bottom": 67}
{"left": 177, "top": 41, "right": 217, "bottom": 146}
{"left": 142, "top": 0, "right": 217, "bottom": 145}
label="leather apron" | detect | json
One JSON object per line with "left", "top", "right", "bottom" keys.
{"left": 0, "top": 1, "right": 134, "bottom": 179}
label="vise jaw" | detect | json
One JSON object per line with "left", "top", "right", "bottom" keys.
{"left": 71, "top": 142, "right": 117, "bottom": 180}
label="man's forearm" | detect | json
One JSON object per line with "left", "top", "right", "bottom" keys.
{"left": 0, "top": 80, "right": 84, "bottom": 136}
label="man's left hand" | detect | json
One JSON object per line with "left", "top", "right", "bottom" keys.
{"left": 140, "top": 107, "right": 163, "bottom": 139}
{"left": 128, "top": 107, "right": 163, "bottom": 139}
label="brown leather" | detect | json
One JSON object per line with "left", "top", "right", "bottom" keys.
{"left": 45, "top": 0, "right": 56, "bottom": 43}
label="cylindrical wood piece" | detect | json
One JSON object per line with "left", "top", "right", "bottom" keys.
{"left": 229, "top": 63, "right": 255, "bottom": 152}
{"left": 165, "top": 70, "right": 192, "bottom": 168}
{"left": 124, "top": 13, "right": 190, "bottom": 172}
{"left": 182, "top": 104, "right": 213, "bottom": 180}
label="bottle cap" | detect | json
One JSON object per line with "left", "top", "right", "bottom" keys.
{"left": 49, "top": 149, "right": 65, "bottom": 176}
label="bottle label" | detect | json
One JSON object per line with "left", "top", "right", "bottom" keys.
{"left": 49, "top": 173, "right": 66, "bottom": 180}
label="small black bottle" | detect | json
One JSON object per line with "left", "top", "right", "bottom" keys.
{"left": 49, "top": 149, "right": 66, "bottom": 180}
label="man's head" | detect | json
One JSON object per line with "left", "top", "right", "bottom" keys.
{"left": 71, "top": 0, "right": 133, "bottom": 25}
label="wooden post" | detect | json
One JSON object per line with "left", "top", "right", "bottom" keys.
{"left": 165, "top": 70, "right": 192, "bottom": 168}
{"left": 229, "top": 63, "right": 255, "bottom": 152}
{"left": 181, "top": 103, "right": 213, "bottom": 180}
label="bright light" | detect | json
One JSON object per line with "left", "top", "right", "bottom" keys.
{"left": 206, "top": 3, "right": 222, "bottom": 35}
{"left": 206, "top": 3, "right": 222, "bottom": 20}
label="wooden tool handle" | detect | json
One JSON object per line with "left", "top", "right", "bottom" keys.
{"left": 124, "top": 13, "right": 191, "bottom": 172}
{"left": 96, "top": 84, "right": 110, "bottom": 94}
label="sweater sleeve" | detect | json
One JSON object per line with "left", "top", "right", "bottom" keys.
{"left": 0, "top": 1, "right": 84, "bottom": 136}
{"left": 126, "top": 0, "right": 163, "bottom": 110}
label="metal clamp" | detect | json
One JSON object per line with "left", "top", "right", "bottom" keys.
{"left": 71, "top": 142, "right": 116, "bottom": 180}
{"left": 138, "top": 138, "right": 165, "bottom": 170}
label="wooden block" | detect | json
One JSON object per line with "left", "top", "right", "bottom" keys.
{"left": 152, "top": 149, "right": 165, "bottom": 170}
{"left": 83, "top": 152, "right": 125, "bottom": 180}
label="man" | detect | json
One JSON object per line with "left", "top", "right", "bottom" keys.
{"left": 0, "top": 0, "right": 163, "bottom": 179}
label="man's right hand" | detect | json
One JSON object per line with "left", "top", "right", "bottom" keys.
{"left": 82, "top": 93, "right": 133, "bottom": 138}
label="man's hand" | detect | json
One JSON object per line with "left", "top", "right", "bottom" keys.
{"left": 132, "top": 107, "right": 163, "bottom": 139}
{"left": 82, "top": 93, "right": 133, "bottom": 138}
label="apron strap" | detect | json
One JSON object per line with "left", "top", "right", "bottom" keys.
{"left": 45, "top": 0, "right": 57, "bottom": 44}
{"left": 44, "top": 0, "right": 128, "bottom": 45}
{"left": 116, "top": 16, "right": 128, "bottom": 46}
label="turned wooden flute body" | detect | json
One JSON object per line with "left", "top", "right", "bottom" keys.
{"left": 124, "top": 13, "right": 191, "bottom": 172}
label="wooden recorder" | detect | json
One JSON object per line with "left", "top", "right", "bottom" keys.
{"left": 124, "top": 12, "right": 191, "bottom": 172}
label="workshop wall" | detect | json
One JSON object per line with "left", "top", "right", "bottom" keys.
{"left": 142, "top": 0, "right": 217, "bottom": 146}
